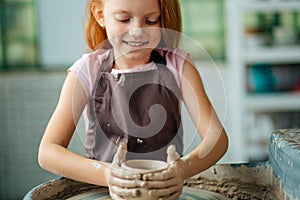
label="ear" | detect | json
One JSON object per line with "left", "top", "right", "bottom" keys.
{"left": 91, "top": 5, "right": 105, "bottom": 28}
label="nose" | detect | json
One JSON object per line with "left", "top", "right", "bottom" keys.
{"left": 129, "top": 28, "right": 143, "bottom": 38}
{"left": 128, "top": 19, "right": 143, "bottom": 38}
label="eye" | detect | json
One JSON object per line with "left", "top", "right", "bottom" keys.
{"left": 114, "top": 14, "right": 131, "bottom": 23}
{"left": 144, "top": 16, "right": 160, "bottom": 25}
{"left": 118, "top": 18, "right": 130, "bottom": 23}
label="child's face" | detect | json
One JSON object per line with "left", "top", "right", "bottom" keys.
{"left": 102, "top": 0, "right": 162, "bottom": 61}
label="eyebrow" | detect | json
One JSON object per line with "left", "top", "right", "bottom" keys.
{"left": 113, "top": 9, "right": 160, "bottom": 15}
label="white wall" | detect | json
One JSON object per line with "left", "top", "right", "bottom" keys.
{"left": 37, "top": 0, "right": 87, "bottom": 68}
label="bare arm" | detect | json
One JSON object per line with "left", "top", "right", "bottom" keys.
{"left": 38, "top": 72, "right": 110, "bottom": 186}
{"left": 181, "top": 56, "right": 228, "bottom": 179}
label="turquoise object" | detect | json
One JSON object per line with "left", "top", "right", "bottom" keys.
{"left": 269, "top": 129, "right": 300, "bottom": 200}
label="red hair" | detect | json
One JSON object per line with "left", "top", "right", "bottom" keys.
{"left": 85, "top": 0, "right": 182, "bottom": 51}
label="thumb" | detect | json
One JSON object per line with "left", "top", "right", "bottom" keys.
{"left": 167, "top": 144, "right": 180, "bottom": 164}
{"left": 112, "top": 142, "right": 127, "bottom": 166}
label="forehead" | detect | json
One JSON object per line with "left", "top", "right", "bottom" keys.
{"left": 103, "top": 0, "right": 160, "bottom": 14}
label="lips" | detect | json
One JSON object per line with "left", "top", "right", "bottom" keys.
{"left": 124, "top": 41, "right": 148, "bottom": 47}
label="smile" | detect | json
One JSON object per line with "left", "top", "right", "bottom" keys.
{"left": 124, "top": 41, "right": 148, "bottom": 47}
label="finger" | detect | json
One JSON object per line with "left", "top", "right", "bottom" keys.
{"left": 149, "top": 184, "right": 183, "bottom": 197}
{"left": 142, "top": 177, "right": 180, "bottom": 189}
{"left": 167, "top": 145, "right": 180, "bottom": 164}
{"left": 111, "top": 167, "right": 141, "bottom": 180}
{"left": 109, "top": 186, "right": 126, "bottom": 200}
{"left": 159, "top": 191, "right": 182, "bottom": 200}
{"left": 111, "top": 185, "right": 140, "bottom": 198}
{"left": 143, "top": 166, "right": 175, "bottom": 181}
{"left": 110, "top": 175, "right": 143, "bottom": 188}
{"left": 110, "top": 192, "right": 126, "bottom": 200}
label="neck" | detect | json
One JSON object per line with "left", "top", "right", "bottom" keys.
{"left": 114, "top": 56, "right": 151, "bottom": 70}
{"left": 112, "top": 49, "right": 153, "bottom": 70}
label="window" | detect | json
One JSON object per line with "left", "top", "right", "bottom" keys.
{"left": 0, "top": 0, "right": 39, "bottom": 70}
{"left": 180, "top": 0, "right": 225, "bottom": 61}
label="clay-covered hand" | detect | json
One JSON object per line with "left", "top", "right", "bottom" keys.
{"left": 142, "top": 145, "right": 185, "bottom": 200}
{"left": 106, "top": 142, "right": 142, "bottom": 200}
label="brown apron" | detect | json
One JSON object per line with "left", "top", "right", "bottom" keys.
{"left": 86, "top": 49, "right": 183, "bottom": 162}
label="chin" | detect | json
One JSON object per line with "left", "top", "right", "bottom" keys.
{"left": 123, "top": 48, "right": 153, "bottom": 59}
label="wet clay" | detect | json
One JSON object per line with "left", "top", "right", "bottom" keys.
{"left": 184, "top": 162, "right": 284, "bottom": 200}
{"left": 184, "top": 176, "right": 278, "bottom": 200}
{"left": 27, "top": 162, "right": 283, "bottom": 200}
{"left": 25, "top": 129, "right": 298, "bottom": 200}
{"left": 120, "top": 159, "right": 169, "bottom": 200}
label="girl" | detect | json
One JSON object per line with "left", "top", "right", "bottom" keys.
{"left": 38, "top": 0, "right": 228, "bottom": 199}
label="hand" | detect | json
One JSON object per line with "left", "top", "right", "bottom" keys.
{"left": 106, "top": 142, "right": 143, "bottom": 200}
{"left": 142, "top": 145, "right": 185, "bottom": 200}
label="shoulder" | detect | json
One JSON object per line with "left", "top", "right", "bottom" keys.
{"left": 157, "top": 48, "right": 189, "bottom": 73}
{"left": 68, "top": 49, "right": 111, "bottom": 96}
{"left": 156, "top": 48, "right": 189, "bottom": 87}
{"left": 69, "top": 49, "right": 111, "bottom": 75}
{"left": 157, "top": 48, "right": 189, "bottom": 63}
{"left": 74, "top": 49, "right": 111, "bottom": 68}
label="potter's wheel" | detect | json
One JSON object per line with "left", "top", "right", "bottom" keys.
{"left": 67, "top": 187, "right": 228, "bottom": 200}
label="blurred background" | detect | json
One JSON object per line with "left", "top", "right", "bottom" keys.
{"left": 0, "top": 0, "right": 299, "bottom": 199}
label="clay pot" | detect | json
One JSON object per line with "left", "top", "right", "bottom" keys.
{"left": 121, "top": 159, "right": 169, "bottom": 200}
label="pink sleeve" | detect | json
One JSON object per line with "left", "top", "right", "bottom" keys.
{"left": 163, "top": 48, "right": 189, "bottom": 88}
{"left": 68, "top": 54, "right": 93, "bottom": 98}
{"left": 67, "top": 50, "right": 109, "bottom": 98}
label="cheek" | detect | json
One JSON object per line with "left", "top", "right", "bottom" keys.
{"left": 154, "top": 30, "right": 162, "bottom": 41}
{"left": 105, "top": 25, "right": 124, "bottom": 39}
{"left": 105, "top": 26, "right": 126, "bottom": 48}
{"left": 104, "top": 17, "right": 126, "bottom": 39}
{"left": 148, "top": 28, "right": 162, "bottom": 45}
